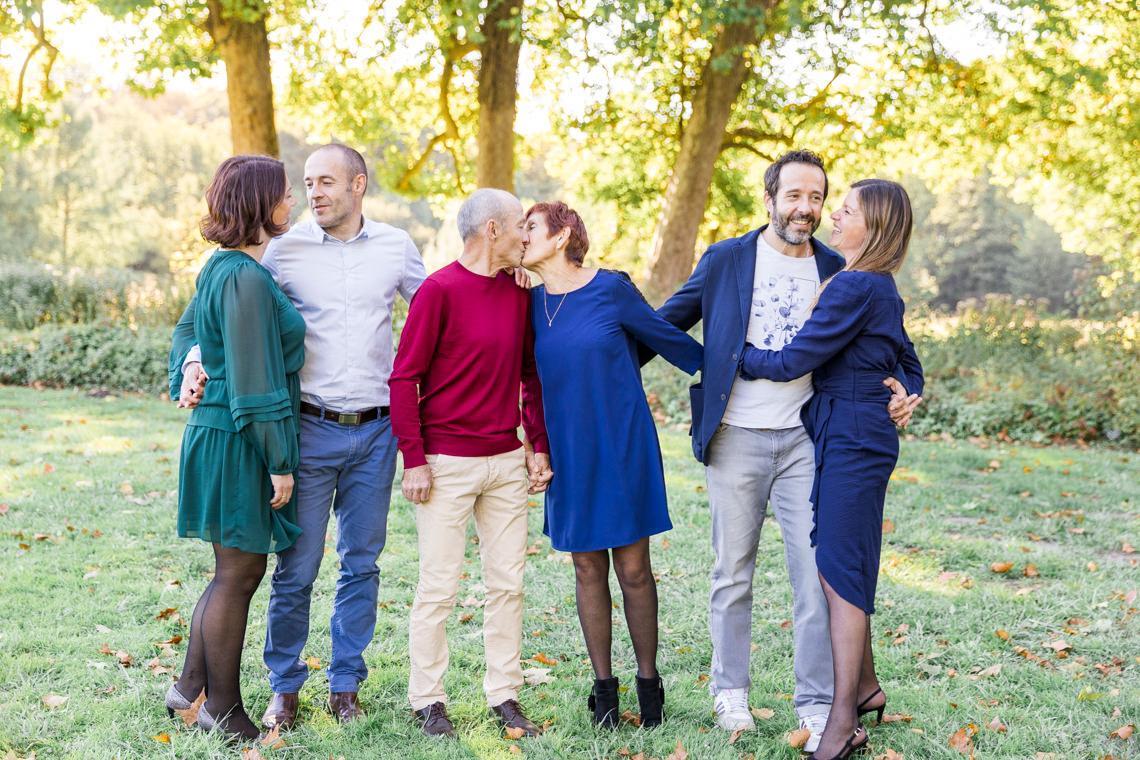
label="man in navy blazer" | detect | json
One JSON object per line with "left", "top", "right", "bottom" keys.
{"left": 650, "top": 150, "right": 914, "bottom": 751}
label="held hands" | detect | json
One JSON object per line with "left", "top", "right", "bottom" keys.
{"left": 177, "top": 361, "right": 208, "bottom": 409}
{"left": 269, "top": 473, "right": 294, "bottom": 509}
{"left": 402, "top": 464, "right": 434, "bottom": 504}
{"left": 884, "top": 377, "right": 922, "bottom": 428}
{"left": 525, "top": 451, "right": 553, "bottom": 494}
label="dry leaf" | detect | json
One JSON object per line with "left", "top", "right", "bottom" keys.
{"left": 995, "top": 629, "right": 1010, "bottom": 641}
{"left": 948, "top": 726, "right": 974, "bottom": 755}
{"left": 666, "top": 740, "right": 688, "bottom": 760}
{"left": 43, "top": 463, "right": 55, "bottom": 474}
{"left": 522, "top": 667, "right": 553, "bottom": 686}
{"left": 508, "top": 746, "right": 522, "bottom": 755}
{"left": 1023, "top": 564, "right": 1039, "bottom": 578}
{"left": 990, "top": 561, "right": 1014, "bottom": 574}
{"left": 987, "top": 717, "right": 1007, "bottom": 733}
{"left": 305, "top": 655, "right": 321, "bottom": 669}
{"left": 976, "top": 664, "right": 1002, "bottom": 678}
{"left": 620, "top": 710, "right": 641, "bottom": 727}
{"left": 1110, "top": 724, "right": 1134, "bottom": 740}
{"left": 504, "top": 726, "right": 526, "bottom": 740}
{"left": 728, "top": 727, "right": 745, "bottom": 744}
{"left": 882, "top": 713, "right": 913, "bottom": 723}
{"left": 41, "top": 693, "right": 68, "bottom": 709}
{"left": 240, "top": 748, "right": 263, "bottom": 760}
{"left": 787, "top": 727, "right": 812, "bottom": 749}
{"left": 882, "top": 518, "right": 896, "bottom": 534}
{"left": 152, "top": 733, "right": 171, "bottom": 744}
{"left": 459, "top": 613, "right": 474, "bottom": 623}
{"left": 877, "top": 750, "right": 904, "bottom": 760}
{"left": 174, "top": 689, "right": 206, "bottom": 727}
{"left": 531, "top": 652, "right": 559, "bottom": 666}
{"left": 115, "top": 650, "right": 133, "bottom": 667}
{"left": 155, "top": 607, "right": 179, "bottom": 621}
{"left": 751, "top": 707, "right": 775, "bottom": 720}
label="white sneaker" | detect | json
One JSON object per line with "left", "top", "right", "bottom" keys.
{"left": 713, "top": 688, "right": 755, "bottom": 732}
{"left": 800, "top": 712, "right": 829, "bottom": 754}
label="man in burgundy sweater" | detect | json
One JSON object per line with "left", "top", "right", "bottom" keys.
{"left": 390, "top": 188, "right": 552, "bottom": 739}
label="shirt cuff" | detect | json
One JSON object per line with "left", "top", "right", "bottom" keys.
{"left": 401, "top": 446, "right": 428, "bottom": 470}
{"left": 529, "top": 434, "right": 550, "bottom": 455}
{"left": 182, "top": 345, "right": 202, "bottom": 371}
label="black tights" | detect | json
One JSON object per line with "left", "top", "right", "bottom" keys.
{"left": 571, "top": 537, "right": 659, "bottom": 680}
{"left": 814, "top": 573, "right": 881, "bottom": 757}
{"left": 177, "top": 543, "right": 267, "bottom": 739}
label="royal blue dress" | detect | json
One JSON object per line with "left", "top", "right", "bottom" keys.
{"left": 532, "top": 269, "right": 703, "bottom": 552}
{"left": 740, "top": 270, "right": 923, "bottom": 613}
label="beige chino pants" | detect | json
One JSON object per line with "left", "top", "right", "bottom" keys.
{"left": 407, "top": 449, "right": 530, "bottom": 711}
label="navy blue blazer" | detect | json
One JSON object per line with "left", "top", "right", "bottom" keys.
{"left": 650, "top": 226, "right": 845, "bottom": 463}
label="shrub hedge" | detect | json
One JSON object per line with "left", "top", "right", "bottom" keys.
{"left": 1, "top": 296, "right": 1135, "bottom": 446}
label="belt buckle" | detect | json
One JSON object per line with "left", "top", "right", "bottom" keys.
{"left": 337, "top": 411, "right": 361, "bottom": 425}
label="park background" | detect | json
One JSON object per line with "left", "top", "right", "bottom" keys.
{"left": 0, "top": 0, "right": 1136, "bottom": 758}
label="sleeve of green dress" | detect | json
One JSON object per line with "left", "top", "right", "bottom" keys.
{"left": 218, "top": 264, "right": 299, "bottom": 476}
{"left": 169, "top": 294, "right": 198, "bottom": 401}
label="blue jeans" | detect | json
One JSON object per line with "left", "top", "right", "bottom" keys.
{"left": 263, "top": 413, "right": 398, "bottom": 694}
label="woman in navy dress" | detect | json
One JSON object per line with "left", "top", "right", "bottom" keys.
{"left": 739, "top": 179, "right": 923, "bottom": 760}
{"left": 520, "top": 201, "right": 702, "bottom": 729}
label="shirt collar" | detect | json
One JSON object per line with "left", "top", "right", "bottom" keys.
{"left": 313, "top": 216, "right": 372, "bottom": 245}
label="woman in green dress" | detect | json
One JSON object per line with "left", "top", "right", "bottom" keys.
{"left": 163, "top": 155, "right": 305, "bottom": 740}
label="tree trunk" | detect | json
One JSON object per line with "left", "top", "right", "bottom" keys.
{"left": 475, "top": 0, "right": 522, "bottom": 192}
{"left": 206, "top": 0, "right": 279, "bottom": 157}
{"left": 644, "top": 0, "right": 776, "bottom": 303}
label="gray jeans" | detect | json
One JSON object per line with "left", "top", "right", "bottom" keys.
{"left": 706, "top": 423, "right": 833, "bottom": 717}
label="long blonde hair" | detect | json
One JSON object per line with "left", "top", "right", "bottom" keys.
{"left": 813, "top": 179, "right": 913, "bottom": 307}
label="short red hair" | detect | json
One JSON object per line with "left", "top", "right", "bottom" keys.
{"left": 525, "top": 201, "right": 590, "bottom": 266}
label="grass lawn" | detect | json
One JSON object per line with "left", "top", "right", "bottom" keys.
{"left": 0, "top": 385, "right": 1136, "bottom": 759}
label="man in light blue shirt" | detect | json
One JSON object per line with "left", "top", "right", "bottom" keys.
{"left": 174, "top": 144, "right": 426, "bottom": 728}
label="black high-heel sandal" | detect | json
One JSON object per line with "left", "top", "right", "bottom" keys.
{"left": 808, "top": 726, "right": 869, "bottom": 760}
{"left": 587, "top": 676, "right": 620, "bottom": 728}
{"left": 856, "top": 687, "right": 886, "bottom": 724}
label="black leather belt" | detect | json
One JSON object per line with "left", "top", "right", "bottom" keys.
{"left": 300, "top": 401, "right": 389, "bottom": 426}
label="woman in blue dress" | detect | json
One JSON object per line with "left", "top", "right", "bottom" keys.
{"left": 739, "top": 180, "right": 923, "bottom": 759}
{"left": 521, "top": 201, "right": 702, "bottom": 729}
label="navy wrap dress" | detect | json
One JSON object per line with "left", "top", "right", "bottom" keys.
{"left": 740, "top": 270, "right": 923, "bottom": 613}
{"left": 532, "top": 269, "right": 703, "bottom": 552}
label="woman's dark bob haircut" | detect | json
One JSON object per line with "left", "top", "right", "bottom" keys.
{"left": 200, "top": 155, "right": 289, "bottom": 249}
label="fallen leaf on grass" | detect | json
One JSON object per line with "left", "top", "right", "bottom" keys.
{"left": 155, "top": 607, "right": 179, "bottom": 621}
{"left": 1123, "top": 543, "right": 1136, "bottom": 555}
{"left": 240, "top": 748, "right": 263, "bottom": 760}
{"left": 620, "top": 709, "right": 641, "bottom": 727}
{"left": 0, "top": 504, "right": 8, "bottom": 516}
{"left": 1046, "top": 639, "right": 1072, "bottom": 655}
{"left": 114, "top": 650, "right": 133, "bottom": 667}
{"left": 787, "top": 727, "right": 811, "bottom": 749}
{"left": 1110, "top": 724, "right": 1134, "bottom": 740}
{"left": 876, "top": 751, "right": 904, "bottom": 760}
{"left": 990, "top": 561, "right": 1014, "bottom": 574}
{"left": 174, "top": 689, "right": 206, "bottom": 727}
{"left": 987, "top": 716, "right": 1007, "bottom": 733}
{"left": 146, "top": 657, "right": 172, "bottom": 676}
{"left": 459, "top": 613, "right": 474, "bottom": 623}
{"left": 728, "top": 727, "right": 745, "bottom": 744}
{"left": 948, "top": 724, "right": 976, "bottom": 755}
{"left": 882, "top": 518, "right": 895, "bottom": 535}
{"left": 530, "top": 652, "right": 559, "bottom": 666}
{"left": 751, "top": 707, "right": 775, "bottom": 720}
{"left": 305, "top": 655, "right": 321, "bottom": 669}
{"left": 1023, "top": 564, "right": 1039, "bottom": 578}
{"left": 995, "top": 629, "right": 1010, "bottom": 641}
{"left": 522, "top": 667, "right": 553, "bottom": 686}
{"left": 666, "top": 740, "right": 688, "bottom": 760}
{"left": 41, "top": 694, "right": 68, "bottom": 709}
{"left": 152, "top": 733, "right": 171, "bottom": 744}
{"left": 508, "top": 745, "right": 522, "bottom": 755}
{"left": 504, "top": 725, "right": 527, "bottom": 740}
{"left": 974, "top": 664, "right": 1002, "bottom": 679}
{"left": 882, "top": 713, "right": 913, "bottom": 723}
{"left": 43, "top": 463, "right": 55, "bottom": 474}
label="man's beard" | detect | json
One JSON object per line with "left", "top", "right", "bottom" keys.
{"left": 771, "top": 207, "right": 819, "bottom": 245}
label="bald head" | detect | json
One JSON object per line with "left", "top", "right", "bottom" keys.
{"left": 457, "top": 188, "right": 521, "bottom": 242}
{"left": 311, "top": 143, "right": 367, "bottom": 190}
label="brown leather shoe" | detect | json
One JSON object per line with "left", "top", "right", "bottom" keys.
{"left": 261, "top": 692, "right": 299, "bottom": 730}
{"left": 491, "top": 698, "right": 542, "bottom": 736}
{"left": 328, "top": 691, "right": 364, "bottom": 723}
{"left": 414, "top": 701, "right": 457, "bottom": 738}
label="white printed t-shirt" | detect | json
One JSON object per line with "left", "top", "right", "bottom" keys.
{"left": 721, "top": 234, "right": 820, "bottom": 430}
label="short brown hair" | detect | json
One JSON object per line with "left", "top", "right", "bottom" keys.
{"left": 764, "top": 149, "right": 829, "bottom": 201}
{"left": 200, "top": 155, "right": 289, "bottom": 249}
{"left": 847, "top": 179, "right": 913, "bottom": 274}
{"left": 525, "top": 201, "right": 590, "bottom": 266}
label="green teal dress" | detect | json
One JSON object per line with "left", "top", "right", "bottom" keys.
{"left": 169, "top": 249, "right": 305, "bottom": 554}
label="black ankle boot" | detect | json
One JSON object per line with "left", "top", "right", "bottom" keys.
{"left": 587, "top": 676, "right": 620, "bottom": 728}
{"left": 635, "top": 674, "right": 665, "bottom": 728}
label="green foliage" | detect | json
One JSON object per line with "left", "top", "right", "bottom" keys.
{"left": 907, "top": 296, "right": 1139, "bottom": 446}
{"left": 0, "top": 261, "right": 192, "bottom": 330}
{"left": 0, "top": 322, "right": 169, "bottom": 394}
